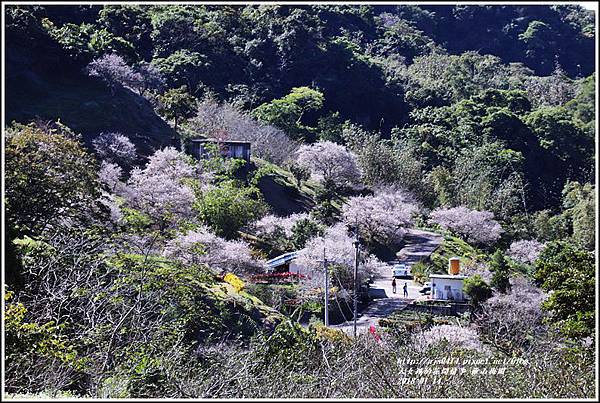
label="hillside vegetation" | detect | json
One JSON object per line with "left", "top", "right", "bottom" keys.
{"left": 3, "top": 3, "right": 596, "bottom": 399}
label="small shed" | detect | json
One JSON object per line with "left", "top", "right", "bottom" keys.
{"left": 189, "top": 139, "right": 251, "bottom": 163}
{"left": 429, "top": 274, "right": 469, "bottom": 302}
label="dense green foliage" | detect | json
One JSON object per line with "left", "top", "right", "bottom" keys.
{"left": 534, "top": 241, "right": 595, "bottom": 340}
{"left": 194, "top": 180, "right": 269, "bottom": 239}
{"left": 464, "top": 275, "right": 493, "bottom": 306}
{"left": 489, "top": 250, "right": 511, "bottom": 293}
{"left": 5, "top": 122, "right": 101, "bottom": 236}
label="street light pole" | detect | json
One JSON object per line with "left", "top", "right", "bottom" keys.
{"left": 353, "top": 221, "right": 360, "bottom": 338}
{"left": 323, "top": 247, "right": 329, "bottom": 327}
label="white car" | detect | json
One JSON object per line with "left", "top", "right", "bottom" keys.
{"left": 392, "top": 264, "right": 411, "bottom": 278}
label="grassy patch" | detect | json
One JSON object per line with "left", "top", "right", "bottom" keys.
{"left": 412, "top": 235, "right": 487, "bottom": 284}
{"left": 251, "top": 157, "right": 318, "bottom": 216}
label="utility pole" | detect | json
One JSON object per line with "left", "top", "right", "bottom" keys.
{"left": 323, "top": 247, "right": 329, "bottom": 327}
{"left": 353, "top": 219, "right": 360, "bottom": 338}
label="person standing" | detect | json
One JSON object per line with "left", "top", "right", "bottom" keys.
{"left": 392, "top": 278, "right": 397, "bottom": 294}
{"left": 403, "top": 282, "right": 408, "bottom": 298}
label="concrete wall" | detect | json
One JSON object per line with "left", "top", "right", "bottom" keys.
{"left": 431, "top": 278, "right": 466, "bottom": 301}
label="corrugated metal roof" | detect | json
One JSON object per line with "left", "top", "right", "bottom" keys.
{"left": 266, "top": 251, "right": 298, "bottom": 268}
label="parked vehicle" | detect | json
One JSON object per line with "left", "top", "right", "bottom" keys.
{"left": 419, "top": 281, "right": 432, "bottom": 295}
{"left": 392, "top": 263, "right": 411, "bottom": 278}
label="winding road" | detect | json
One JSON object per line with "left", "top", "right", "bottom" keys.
{"left": 332, "top": 228, "right": 443, "bottom": 334}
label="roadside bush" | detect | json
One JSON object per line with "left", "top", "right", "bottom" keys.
{"left": 463, "top": 275, "right": 493, "bottom": 306}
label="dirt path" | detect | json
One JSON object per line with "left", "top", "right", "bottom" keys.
{"left": 332, "top": 228, "right": 443, "bottom": 334}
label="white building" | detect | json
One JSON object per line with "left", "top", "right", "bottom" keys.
{"left": 429, "top": 274, "right": 469, "bottom": 302}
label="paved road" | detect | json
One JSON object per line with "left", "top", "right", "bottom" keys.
{"left": 332, "top": 229, "right": 443, "bottom": 334}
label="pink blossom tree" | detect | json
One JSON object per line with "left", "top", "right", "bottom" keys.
{"left": 252, "top": 213, "right": 310, "bottom": 239}
{"left": 296, "top": 223, "right": 380, "bottom": 297}
{"left": 507, "top": 239, "right": 546, "bottom": 265}
{"left": 86, "top": 53, "right": 140, "bottom": 95}
{"left": 428, "top": 206, "right": 503, "bottom": 245}
{"left": 295, "top": 141, "right": 362, "bottom": 187}
{"left": 190, "top": 97, "right": 299, "bottom": 165}
{"left": 342, "top": 188, "right": 418, "bottom": 247}
{"left": 132, "top": 61, "right": 165, "bottom": 96}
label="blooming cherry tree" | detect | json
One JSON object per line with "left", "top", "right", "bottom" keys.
{"left": 122, "top": 147, "right": 198, "bottom": 229}
{"left": 296, "top": 141, "right": 362, "bottom": 186}
{"left": 474, "top": 277, "right": 548, "bottom": 354}
{"left": 92, "top": 132, "right": 137, "bottom": 168}
{"left": 429, "top": 206, "right": 503, "bottom": 245}
{"left": 413, "top": 325, "right": 484, "bottom": 352}
{"left": 507, "top": 239, "right": 546, "bottom": 265}
{"left": 86, "top": 53, "right": 140, "bottom": 95}
{"left": 296, "top": 223, "right": 381, "bottom": 293}
{"left": 342, "top": 189, "right": 418, "bottom": 246}
{"left": 252, "top": 213, "right": 310, "bottom": 239}
{"left": 163, "top": 226, "right": 264, "bottom": 274}
{"left": 132, "top": 61, "right": 165, "bottom": 96}
{"left": 98, "top": 161, "right": 123, "bottom": 192}
{"left": 190, "top": 98, "right": 299, "bottom": 165}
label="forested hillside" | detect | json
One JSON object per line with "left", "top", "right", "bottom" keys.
{"left": 3, "top": 3, "right": 596, "bottom": 399}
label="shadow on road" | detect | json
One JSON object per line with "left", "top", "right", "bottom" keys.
{"left": 369, "top": 288, "right": 388, "bottom": 299}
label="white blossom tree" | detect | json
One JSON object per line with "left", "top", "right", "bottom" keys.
{"left": 92, "top": 132, "right": 137, "bottom": 168}
{"left": 507, "top": 239, "right": 546, "bottom": 265}
{"left": 296, "top": 141, "right": 362, "bottom": 187}
{"left": 131, "top": 61, "right": 166, "bottom": 96}
{"left": 98, "top": 161, "right": 123, "bottom": 192}
{"left": 296, "top": 224, "right": 381, "bottom": 298}
{"left": 342, "top": 188, "right": 418, "bottom": 246}
{"left": 413, "top": 324, "right": 484, "bottom": 353}
{"left": 190, "top": 97, "right": 299, "bottom": 165}
{"left": 252, "top": 213, "right": 310, "bottom": 240}
{"left": 428, "top": 206, "right": 503, "bottom": 245}
{"left": 86, "top": 53, "right": 140, "bottom": 95}
{"left": 473, "top": 276, "right": 548, "bottom": 354}
{"left": 163, "top": 226, "right": 264, "bottom": 274}
{"left": 122, "top": 147, "right": 199, "bottom": 229}
{"left": 98, "top": 192, "right": 124, "bottom": 225}
{"left": 524, "top": 65, "right": 577, "bottom": 108}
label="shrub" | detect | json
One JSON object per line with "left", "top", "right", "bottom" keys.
{"left": 194, "top": 180, "right": 269, "bottom": 239}
{"left": 463, "top": 275, "right": 493, "bottom": 306}
{"left": 534, "top": 241, "right": 595, "bottom": 339}
{"left": 413, "top": 324, "right": 483, "bottom": 352}
{"left": 5, "top": 122, "right": 101, "bottom": 236}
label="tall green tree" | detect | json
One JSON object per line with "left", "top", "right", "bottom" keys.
{"left": 489, "top": 250, "right": 511, "bottom": 293}
{"left": 5, "top": 122, "right": 101, "bottom": 237}
{"left": 157, "top": 86, "right": 197, "bottom": 131}
{"left": 534, "top": 241, "right": 595, "bottom": 340}
{"left": 253, "top": 87, "right": 324, "bottom": 141}
{"left": 562, "top": 181, "right": 595, "bottom": 251}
